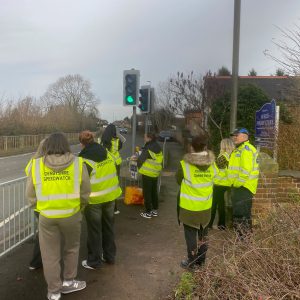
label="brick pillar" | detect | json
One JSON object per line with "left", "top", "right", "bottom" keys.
{"left": 253, "top": 153, "right": 279, "bottom": 223}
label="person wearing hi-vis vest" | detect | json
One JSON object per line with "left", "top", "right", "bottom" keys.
{"left": 101, "top": 123, "right": 126, "bottom": 215}
{"left": 78, "top": 130, "right": 122, "bottom": 269}
{"left": 137, "top": 132, "right": 163, "bottom": 219}
{"left": 25, "top": 138, "right": 47, "bottom": 271}
{"left": 228, "top": 128, "right": 259, "bottom": 239}
{"left": 25, "top": 133, "right": 91, "bottom": 300}
{"left": 176, "top": 135, "right": 218, "bottom": 269}
{"left": 208, "top": 138, "right": 235, "bottom": 230}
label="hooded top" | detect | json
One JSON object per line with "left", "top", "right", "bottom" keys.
{"left": 79, "top": 142, "right": 107, "bottom": 162}
{"left": 137, "top": 139, "right": 162, "bottom": 169}
{"left": 26, "top": 153, "right": 91, "bottom": 210}
{"left": 176, "top": 150, "right": 216, "bottom": 229}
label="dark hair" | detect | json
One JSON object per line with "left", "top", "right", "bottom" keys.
{"left": 79, "top": 130, "right": 94, "bottom": 146}
{"left": 101, "top": 124, "right": 116, "bottom": 149}
{"left": 146, "top": 132, "right": 156, "bottom": 142}
{"left": 43, "top": 132, "right": 71, "bottom": 155}
{"left": 191, "top": 135, "right": 208, "bottom": 152}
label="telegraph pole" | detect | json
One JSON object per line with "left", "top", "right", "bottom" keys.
{"left": 230, "top": 0, "right": 241, "bottom": 132}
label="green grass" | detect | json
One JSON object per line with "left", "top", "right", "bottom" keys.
{"left": 174, "top": 272, "right": 196, "bottom": 300}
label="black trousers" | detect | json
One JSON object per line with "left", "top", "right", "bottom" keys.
{"left": 84, "top": 201, "right": 116, "bottom": 267}
{"left": 231, "top": 186, "right": 253, "bottom": 238}
{"left": 29, "top": 211, "right": 43, "bottom": 268}
{"left": 208, "top": 185, "right": 229, "bottom": 228}
{"left": 183, "top": 224, "right": 208, "bottom": 263}
{"left": 142, "top": 175, "right": 158, "bottom": 213}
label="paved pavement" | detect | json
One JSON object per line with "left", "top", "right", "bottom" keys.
{"left": 0, "top": 141, "right": 186, "bottom": 300}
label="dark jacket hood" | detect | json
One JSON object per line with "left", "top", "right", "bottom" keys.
{"left": 183, "top": 150, "right": 215, "bottom": 167}
{"left": 79, "top": 142, "right": 107, "bottom": 163}
{"left": 145, "top": 140, "right": 161, "bottom": 154}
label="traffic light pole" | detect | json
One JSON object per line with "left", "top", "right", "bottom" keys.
{"left": 145, "top": 113, "right": 148, "bottom": 135}
{"left": 132, "top": 106, "right": 137, "bottom": 155}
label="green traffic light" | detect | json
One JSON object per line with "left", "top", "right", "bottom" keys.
{"left": 126, "top": 95, "right": 134, "bottom": 103}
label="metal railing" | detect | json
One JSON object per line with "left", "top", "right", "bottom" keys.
{"left": 0, "top": 177, "right": 34, "bottom": 258}
{"left": 0, "top": 133, "right": 80, "bottom": 155}
{"left": 0, "top": 139, "right": 167, "bottom": 257}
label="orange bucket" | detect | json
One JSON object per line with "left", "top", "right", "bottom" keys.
{"left": 124, "top": 186, "right": 144, "bottom": 205}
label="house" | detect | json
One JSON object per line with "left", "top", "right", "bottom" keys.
{"left": 204, "top": 75, "right": 295, "bottom": 102}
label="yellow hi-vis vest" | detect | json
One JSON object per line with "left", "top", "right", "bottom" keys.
{"left": 25, "top": 159, "right": 40, "bottom": 213}
{"left": 25, "top": 159, "right": 33, "bottom": 176}
{"left": 85, "top": 157, "right": 122, "bottom": 204}
{"left": 228, "top": 141, "right": 259, "bottom": 194}
{"left": 138, "top": 150, "right": 163, "bottom": 178}
{"left": 32, "top": 157, "right": 83, "bottom": 218}
{"left": 109, "top": 138, "right": 122, "bottom": 166}
{"left": 213, "top": 152, "right": 231, "bottom": 187}
{"left": 180, "top": 161, "right": 217, "bottom": 212}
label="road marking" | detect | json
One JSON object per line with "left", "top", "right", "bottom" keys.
{"left": 0, "top": 152, "right": 34, "bottom": 160}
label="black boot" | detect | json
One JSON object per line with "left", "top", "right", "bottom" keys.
{"left": 196, "top": 243, "right": 208, "bottom": 266}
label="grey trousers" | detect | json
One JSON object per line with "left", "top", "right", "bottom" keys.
{"left": 39, "top": 212, "right": 82, "bottom": 293}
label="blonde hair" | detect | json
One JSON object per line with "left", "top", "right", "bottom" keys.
{"left": 220, "top": 138, "right": 235, "bottom": 155}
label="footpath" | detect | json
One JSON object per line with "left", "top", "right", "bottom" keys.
{"left": 0, "top": 142, "right": 186, "bottom": 300}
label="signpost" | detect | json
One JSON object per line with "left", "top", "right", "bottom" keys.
{"left": 255, "top": 99, "right": 280, "bottom": 160}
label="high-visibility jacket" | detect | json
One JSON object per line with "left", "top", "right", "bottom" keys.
{"left": 180, "top": 161, "right": 218, "bottom": 212}
{"left": 25, "top": 159, "right": 33, "bottom": 176}
{"left": 31, "top": 157, "right": 83, "bottom": 218}
{"left": 213, "top": 152, "right": 231, "bottom": 187}
{"left": 138, "top": 150, "right": 163, "bottom": 178}
{"left": 84, "top": 156, "right": 122, "bottom": 204}
{"left": 109, "top": 138, "right": 122, "bottom": 166}
{"left": 228, "top": 141, "right": 259, "bottom": 194}
{"left": 25, "top": 159, "right": 40, "bottom": 213}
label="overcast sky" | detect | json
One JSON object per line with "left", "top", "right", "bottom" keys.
{"left": 1, "top": 0, "right": 300, "bottom": 122}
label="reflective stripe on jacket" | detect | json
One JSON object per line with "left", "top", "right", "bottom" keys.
{"left": 180, "top": 160, "right": 217, "bottom": 212}
{"left": 84, "top": 156, "right": 122, "bottom": 204}
{"left": 109, "top": 138, "right": 122, "bottom": 165}
{"left": 214, "top": 152, "right": 231, "bottom": 187}
{"left": 25, "top": 159, "right": 40, "bottom": 213}
{"left": 25, "top": 159, "right": 33, "bottom": 176}
{"left": 228, "top": 141, "right": 259, "bottom": 194}
{"left": 32, "top": 157, "right": 83, "bottom": 218}
{"left": 138, "top": 150, "right": 163, "bottom": 178}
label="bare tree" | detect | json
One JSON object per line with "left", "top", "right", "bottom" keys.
{"left": 168, "top": 71, "right": 203, "bottom": 116}
{"left": 151, "top": 81, "right": 175, "bottom": 131}
{"left": 202, "top": 73, "right": 228, "bottom": 138}
{"left": 157, "top": 71, "right": 228, "bottom": 135}
{"left": 264, "top": 24, "right": 300, "bottom": 75}
{"left": 42, "top": 74, "right": 99, "bottom": 115}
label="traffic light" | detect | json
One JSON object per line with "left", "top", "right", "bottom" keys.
{"left": 138, "top": 86, "right": 150, "bottom": 113}
{"left": 123, "top": 70, "right": 140, "bottom": 106}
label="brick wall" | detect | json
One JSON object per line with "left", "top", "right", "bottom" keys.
{"left": 253, "top": 172, "right": 300, "bottom": 221}
{"left": 276, "top": 176, "right": 300, "bottom": 202}
{"left": 253, "top": 174, "right": 277, "bottom": 219}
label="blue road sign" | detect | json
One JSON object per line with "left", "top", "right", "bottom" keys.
{"left": 255, "top": 99, "right": 276, "bottom": 148}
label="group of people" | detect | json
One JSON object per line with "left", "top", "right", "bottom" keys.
{"left": 25, "top": 125, "right": 259, "bottom": 298}
{"left": 176, "top": 127, "right": 259, "bottom": 269}
{"left": 25, "top": 124, "right": 125, "bottom": 300}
